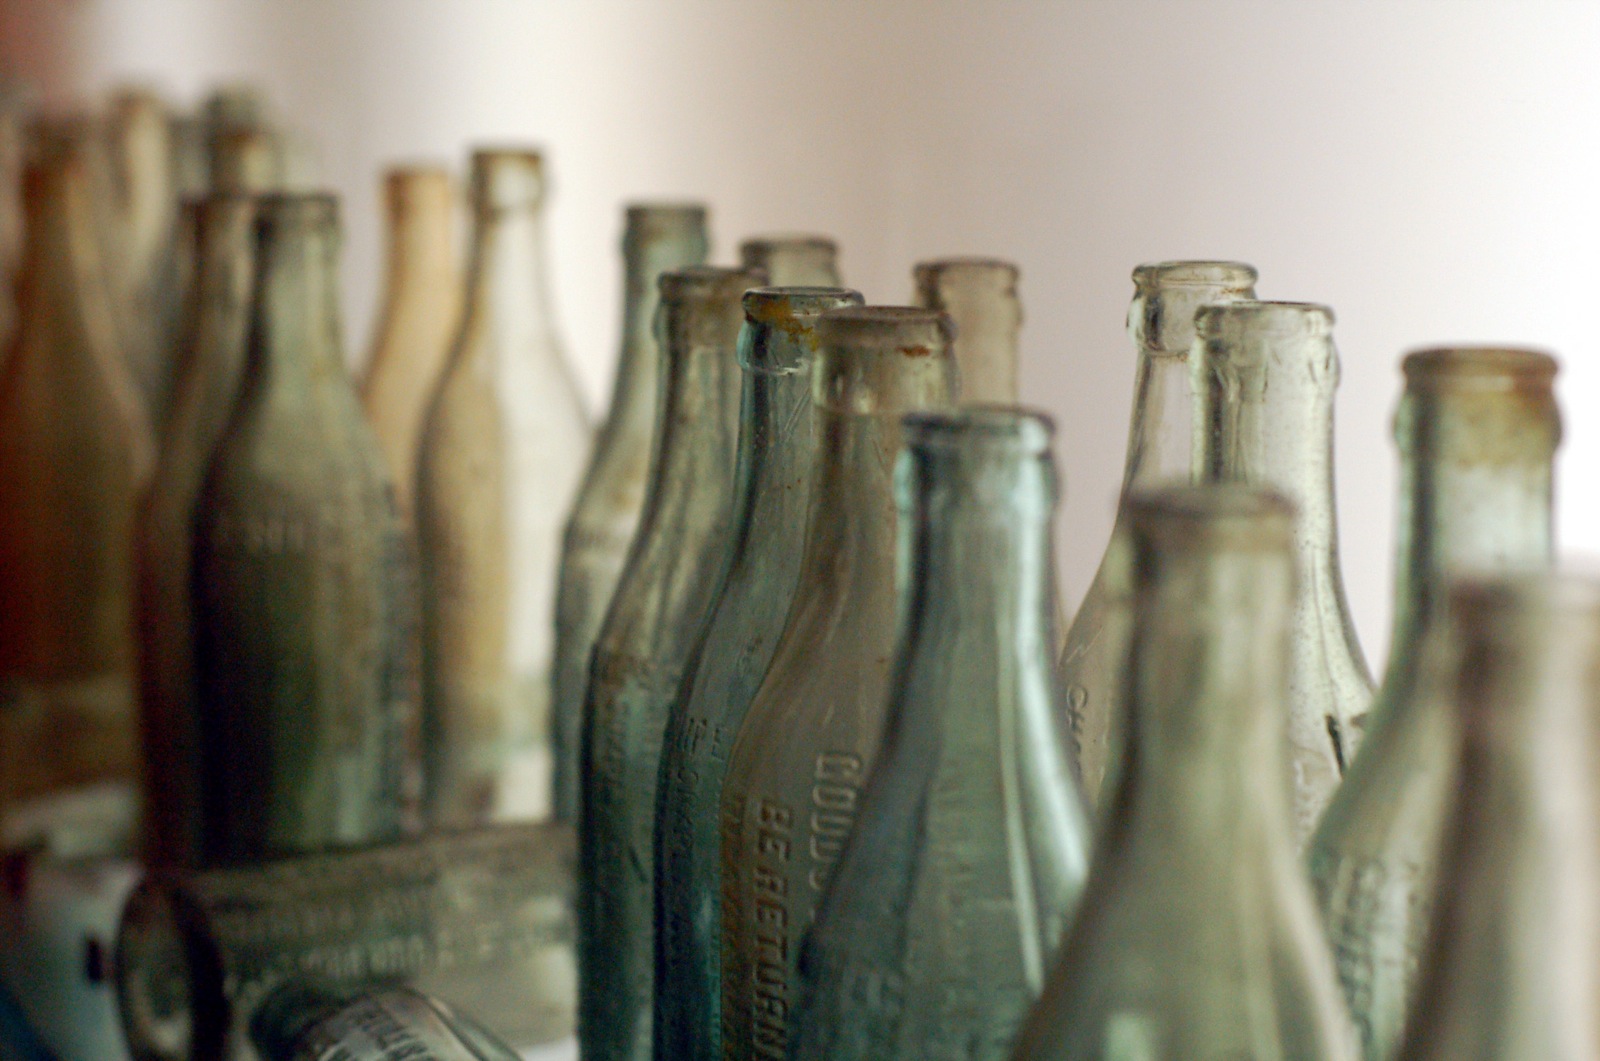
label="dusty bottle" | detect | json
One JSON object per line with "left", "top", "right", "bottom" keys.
{"left": 108, "top": 87, "right": 183, "bottom": 430}
{"left": 1013, "top": 485, "right": 1356, "bottom": 1061}
{"left": 1392, "top": 575, "right": 1600, "bottom": 1061}
{"left": 250, "top": 983, "right": 522, "bottom": 1061}
{"left": 416, "top": 149, "right": 590, "bottom": 828}
{"left": 718, "top": 305, "right": 955, "bottom": 1061}
{"left": 1307, "top": 348, "right": 1559, "bottom": 1060}
{"left": 738, "top": 235, "right": 840, "bottom": 287}
{"left": 116, "top": 822, "right": 577, "bottom": 1061}
{"left": 791, "top": 407, "right": 1092, "bottom": 1061}
{"left": 135, "top": 194, "right": 258, "bottom": 869}
{"left": 1192, "top": 301, "right": 1373, "bottom": 840}
{"left": 192, "top": 193, "right": 419, "bottom": 866}
{"left": 913, "top": 257, "right": 1021, "bottom": 403}
{"left": 361, "top": 167, "right": 460, "bottom": 516}
{"left": 578, "top": 264, "right": 760, "bottom": 1061}
{"left": 1059, "top": 261, "right": 1257, "bottom": 806}
{"left": 0, "top": 128, "right": 154, "bottom": 830}
{"left": 549, "top": 204, "right": 708, "bottom": 823}
{"left": 211, "top": 127, "right": 285, "bottom": 196}
{"left": 653, "top": 285, "right": 862, "bottom": 1061}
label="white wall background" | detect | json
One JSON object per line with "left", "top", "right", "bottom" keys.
{"left": 5, "top": 0, "right": 1600, "bottom": 667}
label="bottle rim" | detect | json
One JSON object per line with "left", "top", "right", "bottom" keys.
{"left": 1402, "top": 346, "right": 1558, "bottom": 385}
{"left": 902, "top": 405, "right": 1054, "bottom": 454}
{"left": 1132, "top": 260, "right": 1258, "bottom": 290}
{"left": 1128, "top": 484, "right": 1296, "bottom": 548}
{"left": 1195, "top": 300, "right": 1335, "bottom": 337}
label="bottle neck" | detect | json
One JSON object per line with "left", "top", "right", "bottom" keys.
{"left": 247, "top": 209, "right": 345, "bottom": 397}
{"left": 459, "top": 201, "right": 557, "bottom": 367}
{"left": 728, "top": 361, "right": 816, "bottom": 557}
{"left": 609, "top": 230, "right": 705, "bottom": 435}
{"left": 792, "top": 409, "right": 907, "bottom": 605}
{"left": 380, "top": 190, "right": 454, "bottom": 318}
{"left": 1111, "top": 539, "right": 1296, "bottom": 846}
{"left": 1120, "top": 351, "right": 1192, "bottom": 496}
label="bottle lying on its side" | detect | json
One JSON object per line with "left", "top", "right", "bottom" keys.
{"left": 250, "top": 981, "right": 520, "bottom": 1061}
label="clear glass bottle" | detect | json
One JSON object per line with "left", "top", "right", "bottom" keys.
{"left": 653, "top": 284, "right": 862, "bottom": 1061}
{"left": 1192, "top": 301, "right": 1373, "bottom": 841}
{"left": 250, "top": 983, "right": 522, "bottom": 1061}
{"left": 1058, "top": 261, "right": 1257, "bottom": 807}
{"left": 108, "top": 87, "right": 182, "bottom": 431}
{"left": 1306, "top": 348, "right": 1559, "bottom": 1060}
{"left": 1392, "top": 575, "right": 1600, "bottom": 1061}
{"left": 116, "top": 821, "right": 577, "bottom": 1061}
{"left": 578, "top": 264, "right": 761, "bottom": 1061}
{"left": 791, "top": 406, "right": 1092, "bottom": 1061}
{"left": 361, "top": 166, "right": 460, "bottom": 516}
{"left": 415, "top": 149, "right": 590, "bottom": 828}
{"left": 0, "top": 128, "right": 154, "bottom": 833}
{"left": 1013, "top": 485, "right": 1356, "bottom": 1061}
{"left": 738, "top": 235, "right": 839, "bottom": 287}
{"left": 718, "top": 305, "right": 955, "bottom": 1061}
{"left": 135, "top": 193, "right": 258, "bottom": 869}
{"left": 549, "top": 203, "right": 708, "bottom": 824}
{"left": 912, "top": 257, "right": 1021, "bottom": 403}
{"left": 192, "top": 193, "right": 418, "bottom": 866}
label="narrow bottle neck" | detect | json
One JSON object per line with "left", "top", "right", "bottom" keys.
{"left": 731, "top": 363, "right": 816, "bottom": 549}
{"left": 793, "top": 410, "right": 906, "bottom": 602}
{"left": 459, "top": 202, "right": 557, "bottom": 365}
{"left": 381, "top": 194, "right": 453, "bottom": 310}
{"left": 248, "top": 211, "right": 344, "bottom": 395}
{"left": 1120, "top": 352, "right": 1192, "bottom": 497}
{"left": 610, "top": 232, "right": 704, "bottom": 432}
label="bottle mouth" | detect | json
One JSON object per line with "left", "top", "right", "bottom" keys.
{"left": 470, "top": 148, "right": 544, "bottom": 211}
{"left": 254, "top": 191, "right": 338, "bottom": 228}
{"left": 914, "top": 257, "right": 1020, "bottom": 284}
{"left": 1128, "top": 484, "right": 1296, "bottom": 549}
{"left": 625, "top": 202, "right": 708, "bottom": 236}
{"left": 1195, "top": 300, "right": 1334, "bottom": 337}
{"left": 741, "top": 287, "right": 864, "bottom": 372}
{"left": 816, "top": 305, "right": 953, "bottom": 348}
{"left": 1132, "top": 260, "right": 1258, "bottom": 291}
{"left": 659, "top": 264, "right": 766, "bottom": 302}
{"left": 903, "top": 405, "right": 1053, "bottom": 455}
{"left": 384, "top": 165, "right": 453, "bottom": 202}
{"left": 739, "top": 234, "right": 837, "bottom": 256}
{"left": 1403, "top": 346, "right": 1559, "bottom": 386}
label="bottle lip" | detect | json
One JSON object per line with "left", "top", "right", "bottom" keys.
{"left": 742, "top": 285, "right": 863, "bottom": 327}
{"left": 1195, "top": 300, "right": 1334, "bottom": 336}
{"left": 816, "top": 304, "right": 955, "bottom": 348}
{"left": 659, "top": 264, "right": 766, "bottom": 301}
{"left": 1403, "top": 346, "right": 1559, "bottom": 385}
{"left": 383, "top": 165, "right": 453, "bottom": 192}
{"left": 739, "top": 233, "right": 837, "bottom": 256}
{"left": 1128, "top": 484, "right": 1295, "bottom": 548}
{"left": 903, "top": 405, "right": 1054, "bottom": 454}
{"left": 469, "top": 148, "right": 544, "bottom": 211}
{"left": 1449, "top": 570, "right": 1600, "bottom": 646}
{"left": 254, "top": 191, "right": 338, "bottom": 230}
{"left": 914, "top": 257, "right": 1020, "bottom": 281}
{"left": 1133, "top": 260, "right": 1258, "bottom": 290}
{"left": 625, "top": 202, "right": 708, "bottom": 235}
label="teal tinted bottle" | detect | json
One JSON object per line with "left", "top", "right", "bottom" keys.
{"left": 738, "top": 235, "right": 840, "bottom": 287}
{"left": 791, "top": 407, "right": 1091, "bottom": 1061}
{"left": 550, "top": 205, "right": 708, "bottom": 824}
{"left": 1308, "top": 349, "right": 1559, "bottom": 1060}
{"left": 653, "top": 285, "right": 862, "bottom": 1061}
{"left": 719, "top": 306, "right": 956, "bottom": 1061}
{"left": 577, "top": 265, "right": 761, "bottom": 1061}
{"left": 193, "top": 194, "right": 419, "bottom": 865}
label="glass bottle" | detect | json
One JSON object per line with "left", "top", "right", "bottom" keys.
{"left": 0, "top": 128, "right": 154, "bottom": 832}
{"left": 738, "top": 235, "right": 839, "bottom": 286}
{"left": 654, "top": 284, "right": 862, "bottom": 1061}
{"left": 108, "top": 87, "right": 182, "bottom": 431}
{"left": 415, "top": 149, "right": 590, "bottom": 828}
{"left": 135, "top": 193, "right": 258, "bottom": 870}
{"left": 192, "top": 193, "right": 419, "bottom": 866}
{"left": 1392, "top": 574, "right": 1600, "bottom": 1061}
{"left": 719, "top": 305, "right": 956, "bottom": 1061}
{"left": 211, "top": 127, "right": 285, "bottom": 196}
{"left": 1192, "top": 301, "right": 1373, "bottom": 841}
{"left": 360, "top": 166, "right": 460, "bottom": 516}
{"left": 250, "top": 983, "right": 522, "bottom": 1061}
{"left": 116, "top": 821, "right": 577, "bottom": 1061}
{"left": 791, "top": 406, "right": 1092, "bottom": 1061}
{"left": 1058, "top": 261, "right": 1257, "bottom": 807}
{"left": 578, "top": 263, "right": 761, "bottom": 1061}
{"left": 550, "top": 203, "right": 708, "bottom": 823}
{"left": 1306, "top": 348, "right": 1559, "bottom": 1060}
{"left": 1013, "top": 485, "right": 1356, "bottom": 1061}
{"left": 912, "top": 257, "right": 1021, "bottom": 403}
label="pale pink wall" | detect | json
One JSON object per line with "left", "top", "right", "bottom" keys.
{"left": 6, "top": 0, "right": 1600, "bottom": 665}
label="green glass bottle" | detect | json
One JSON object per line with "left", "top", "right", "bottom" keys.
{"left": 135, "top": 193, "right": 257, "bottom": 869}
{"left": 718, "top": 306, "right": 955, "bottom": 1061}
{"left": 1306, "top": 348, "right": 1559, "bottom": 1060}
{"left": 1013, "top": 485, "right": 1356, "bottom": 1061}
{"left": 654, "top": 285, "right": 862, "bottom": 1061}
{"left": 0, "top": 128, "right": 154, "bottom": 833}
{"left": 193, "top": 193, "right": 419, "bottom": 866}
{"left": 550, "top": 204, "right": 708, "bottom": 824}
{"left": 738, "top": 235, "right": 840, "bottom": 287}
{"left": 912, "top": 258, "right": 1022, "bottom": 403}
{"left": 415, "top": 149, "right": 590, "bottom": 828}
{"left": 250, "top": 983, "right": 521, "bottom": 1061}
{"left": 1393, "top": 574, "right": 1600, "bottom": 1061}
{"left": 791, "top": 406, "right": 1091, "bottom": 1061}
{"left": 1192, "top": 301, "right": 1373, "bottom": 841}
{"left": 578, "top": 264, "right": 761, "bottom": 1061}
{"left": 1058, "top": 261, "right": 1257, "bottom": 807}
